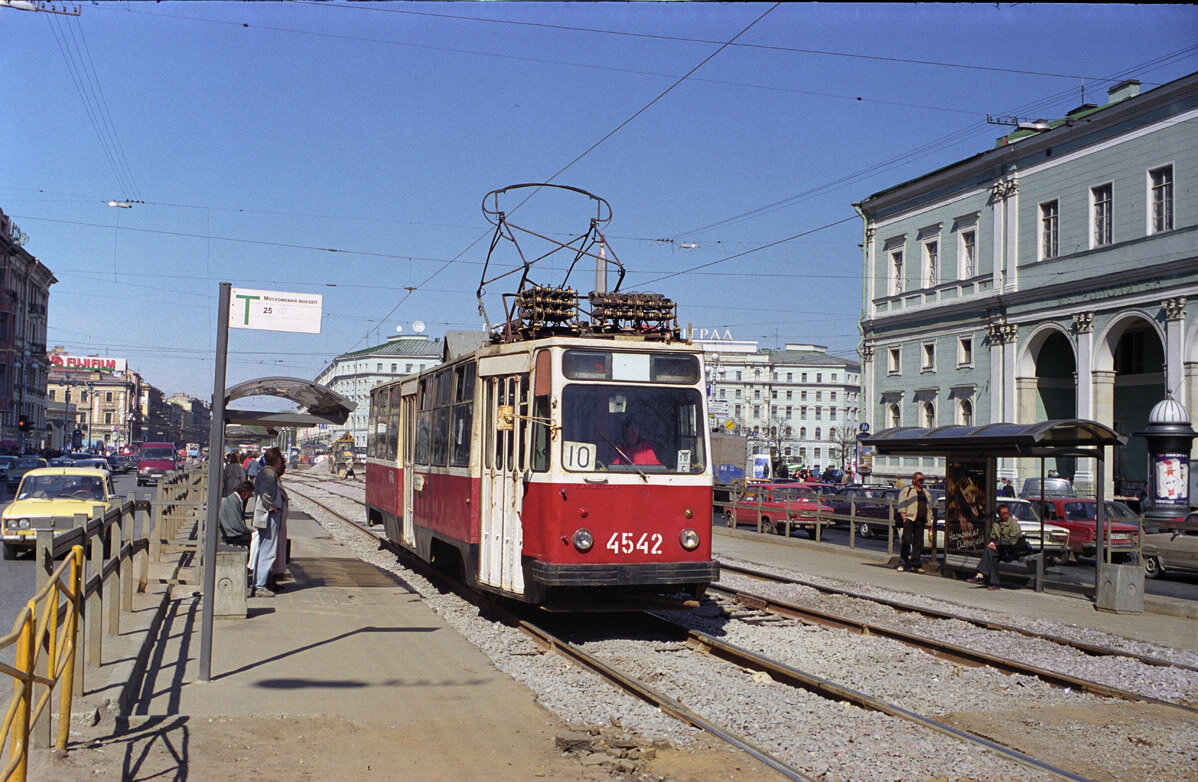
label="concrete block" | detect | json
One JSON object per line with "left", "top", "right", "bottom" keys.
{"left": 214, "top": 545, "right": 248, "bottom": 618}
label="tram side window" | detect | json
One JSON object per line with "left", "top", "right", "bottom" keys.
{"left": 430, "top": 406, "right": 450, "bottom": 465}
{"left": 386, "top": 411, "right": 400, "bottom": 462}
{"left": 449, "top": 363, "right": 475, "bottom": 468}
{"left": 414, "top": 409, "right": 432, "bottom": 465}
{"left": 367, "top": 390, "right": 381, "bottom": 458}
{"left": 531, "top": 394, "right": 550, "bottom": 472}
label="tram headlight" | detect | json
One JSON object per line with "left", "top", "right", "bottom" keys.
{"left": 679, "top": 528, "right": 700, "bottom": 551}
{"left": 572, "top": 528, "right": 594, "bottom": 553}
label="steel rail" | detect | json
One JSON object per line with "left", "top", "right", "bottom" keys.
{"left": 641, "top": 613, "right": 1088, "bottom": 782}
{"left": 706, "top": 581, "right": 1198, "bottom": 717}
{"left": 718, "top": 560, "right": 1198, "bottom": 674}
{"left": 285, "top": 477, "right": 814, "bottom": 780}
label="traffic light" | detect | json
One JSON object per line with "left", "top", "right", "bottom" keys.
{"left": 18, "top": 415, "right": 28, "bottom": 432}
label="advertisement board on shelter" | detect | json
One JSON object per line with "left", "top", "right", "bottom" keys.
{"left": 943, "top": 461, "right": 989, "bottom": 554}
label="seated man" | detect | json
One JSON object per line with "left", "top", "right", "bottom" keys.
{"left": 218, "top": 480, "right": 255, "bottom": 547}
{"left": 612, "top": 419, "right": 661, "bottom": 466}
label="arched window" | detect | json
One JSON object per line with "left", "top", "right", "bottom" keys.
{"left": 829, "top": 427, "right": 838, "bottom": 441}
{"left": 922, "top": 401, "right": 935, "bottom": 428}
{"left": 958, "top": 399, "right": 973, "bottom": 427}
{"left": 888, "top": 403, "right": 901, "bottom": 428}
{"left": 799, "top": 427, "right": 807, "bottom": 439}
{"left": 815, "top": 427, "right": 822, "bottom": 440}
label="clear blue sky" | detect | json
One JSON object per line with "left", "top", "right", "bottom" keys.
{"left": 4, "top": 2, "right": 1196, "bottom": 401}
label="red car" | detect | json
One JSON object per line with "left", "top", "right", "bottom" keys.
{"left": 1027, "top": 497, "right": 1140, "bottom": 561}
{"left": 723, "top": 482, "right": 835, "bottom": 539}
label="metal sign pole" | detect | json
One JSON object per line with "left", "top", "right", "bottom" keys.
{"left": 199, "top": 282, "right": 231, "bottom": 682}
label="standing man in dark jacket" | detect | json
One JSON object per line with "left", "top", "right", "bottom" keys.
{"left": 896, "top": 471, "right": 931, "bottom": 572}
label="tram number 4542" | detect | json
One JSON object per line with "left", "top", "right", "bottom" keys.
{"left": 606, "top": 532, "right": 663, "bottom": 555}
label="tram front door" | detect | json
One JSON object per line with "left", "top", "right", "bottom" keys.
{"left": 479, "top": 373, "right": 527, "bottom": 595}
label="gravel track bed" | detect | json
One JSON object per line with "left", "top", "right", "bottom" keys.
{"left": 715, "top": 569, "right": 1198, "bottom": 705}
{"left": 287, "top": 475, "right": 1198, "bottom": 781}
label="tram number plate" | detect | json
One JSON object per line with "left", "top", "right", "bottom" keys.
{"left": 563, "top": 441, "right": 597, "bottom": 470}
{"left": 606, "top": 532, "right": 663, "bottom": 555}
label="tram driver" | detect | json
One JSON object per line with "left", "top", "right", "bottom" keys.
{"left": 611, "top": 418, "right": 661, "bottom": 466}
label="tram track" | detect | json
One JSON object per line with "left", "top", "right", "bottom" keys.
{"left": 718, "top": 560, "right": 1198, "bottom": 675}
{"left": 284, "top": 474, "right": 1132, "bottom": 782}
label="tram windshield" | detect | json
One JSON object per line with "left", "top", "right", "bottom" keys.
{"left": 559, "top": 385, "right": 706, "bottom": 474}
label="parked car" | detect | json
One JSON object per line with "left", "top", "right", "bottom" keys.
{"left": 1, "top": 466, "right": 119, "bottom": 559}
{"left": 824, "top": 484, "right": 897, "bottom": 536}
{"left": 1019, "top": 477, "right": 1075, "bottom": 499}
{"left": 1141, "top": 514, "right": 1198, "bottom": 579}
{"left": 723, "top": 483, "right": 835, "bottom": 539}
{"left": 929, "top": 498, "right": 1072, "bottom": 562}
{"left": 6, "top": 456, "right": 49, "bottom": 491}
{"left": 0, "top": 455, "right": 15, "bottom": 487}
{"left": 1026, "top": 496, "right": 1140, "bottom": 561}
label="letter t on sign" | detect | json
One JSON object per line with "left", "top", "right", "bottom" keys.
{"left": 234, "top": 293, "right": 261, "bottom": 325}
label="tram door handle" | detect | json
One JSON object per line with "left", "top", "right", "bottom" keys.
{"left": 584, "top": 477, "right": 608, "bottom": 484}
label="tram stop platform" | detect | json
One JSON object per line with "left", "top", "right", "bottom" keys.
{"left": 28, "top": 511, "right": 624, "bottom": 781}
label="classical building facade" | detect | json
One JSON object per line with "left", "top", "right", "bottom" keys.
{"left": 305, "top": 334, "right": 443, "bottom": 449}
{"left": 855, "top": 74, "right": 1198, "bottom": 494}
{"left": 699, "top": 339, "right": 861, "bottom": 473}
{"left": 1, "top": 210, "right": 56, "bottom": 453}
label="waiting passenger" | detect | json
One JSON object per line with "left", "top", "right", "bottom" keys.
{"left": 219, "top": 480, "right": 255, "bottom": 547}
{"left": 967, "top": 503, "right": 1026, "bottom": 590}
{"left": 612, "top": 419, "right": 661, "bottom": 466}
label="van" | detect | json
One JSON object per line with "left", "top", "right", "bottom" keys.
{"left": 137, "top": 442, "right": 178, "bottom": 486}
{"left": 1019, "top": 477, "right": 1074, "bottom": 499}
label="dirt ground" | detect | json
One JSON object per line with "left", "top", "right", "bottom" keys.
{"left": 28, "top": 714, "right": 780, "bottom": 781}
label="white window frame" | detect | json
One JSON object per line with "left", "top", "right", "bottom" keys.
{"left": 1091, "top": 183, "right": 1113, "bottom": 248}
{"left": 921, "top": 401, "right": 936, "bottom": 429}
{"left": 957, "top": 336, "right": 973, "bottom": 368}
{"left": 922, "top": 239, "right": 939, "bottom": 288}
{"left": 1147, "top": 164, "right": 1174, "bottom": 235}
{"left": 887, "top": 346, "right": 901, "bottom": 376}
{"left": 957, "top": 220, "right": 978, "bottom": 280}
{"left": 889, "top": 249, "right": 904, "bottom": 296}
{"left": 1039, "top": 199, "right": 1059, "bottom": 260}
{"left": 921, "top": 341, "right": 936, "bottom": 372}
{"left": 956, "top": 398, "right": 974, "bottom": 426}
{"left": 887, "top": 403, "right": 901, "bottom": 429}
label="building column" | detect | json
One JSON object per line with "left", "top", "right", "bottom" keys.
{"left": 1072, "top": 313, "right": 1096, "bottom": 494}
{"left": 1093, "top": 370, "right": 1117, "bottom": 499}
{"left": 1163, "top": 297, "right": 1187, "bottom": 401}
{"left": 987, "top": 317, "right": 1018, "bottom": 481}
{"left": 1016, "top": 376, "right": 1037, "bottom": 423}
{"left": 1186, "top": 361, "right": 1198, "bottom": 428}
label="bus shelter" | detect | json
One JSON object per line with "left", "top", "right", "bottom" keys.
{"left": 860, "top": 420, "right": 1134, "bottom": 605}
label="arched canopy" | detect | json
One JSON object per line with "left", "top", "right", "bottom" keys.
{"left": 224, "top": 376, "right": 356, "bottom": 428}
{"left": 861, "top": 419, "right": 1124, "bottom": 458}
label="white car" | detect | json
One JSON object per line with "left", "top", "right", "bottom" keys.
{"left": 930, "top": 498, "right": 1071, "bottom": 562}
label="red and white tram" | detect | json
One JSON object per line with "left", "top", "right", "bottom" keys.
{"left": 365, "top": 332, "right": 718, "bottom": 606}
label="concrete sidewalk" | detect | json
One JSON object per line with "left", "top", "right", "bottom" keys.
{"left": 30, "top": 511, "right": 611, "bottom": 781}
{"left": 713, "top": 528, "right": 1198, "bottom": 653}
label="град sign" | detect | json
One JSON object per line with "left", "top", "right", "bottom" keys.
{"left": 229, "top": 288, "right": 323, "bottom": 333}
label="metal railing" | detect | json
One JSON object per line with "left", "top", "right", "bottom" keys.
{"left": 715, "top": 484, "right": 900, "bottom": 556}
{"left": 0, "top": 471, "right": 185, "bottom": 782}
{"left": 0, "top": 547, "right": 83, "bottom": 781}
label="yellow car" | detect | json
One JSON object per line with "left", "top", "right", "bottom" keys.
{"left": 1, "top": 467, "right": 117, "bottom": 559}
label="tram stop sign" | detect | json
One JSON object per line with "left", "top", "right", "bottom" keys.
{"left": 230, "top": 288, "right": 323, "bottom": 333}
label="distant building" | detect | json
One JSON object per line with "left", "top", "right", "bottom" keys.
{"left": 698, "top": 339, "right": 861, "bottom": 475}
{"left": 0, "top": 210, "right": 56, "bottom": 453}
{"left": 307, "top": 334, "right": 443, "bottom": 449}
{"left": 855, "top": 73, "right": 1198, "bottom": 494}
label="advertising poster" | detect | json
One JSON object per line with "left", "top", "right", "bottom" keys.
{"left": 1149, "top": 452, "right": 1190, "bottom": 515}
{"left": 944, "top": 461, "right": 989, "bottom": 554}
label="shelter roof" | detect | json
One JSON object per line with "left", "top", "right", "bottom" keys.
{"left": 861, "top": 419, "right": 1125, "bottom": 458}
{"left": 224, "top": 376, "right": 355, "bottom": 428}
